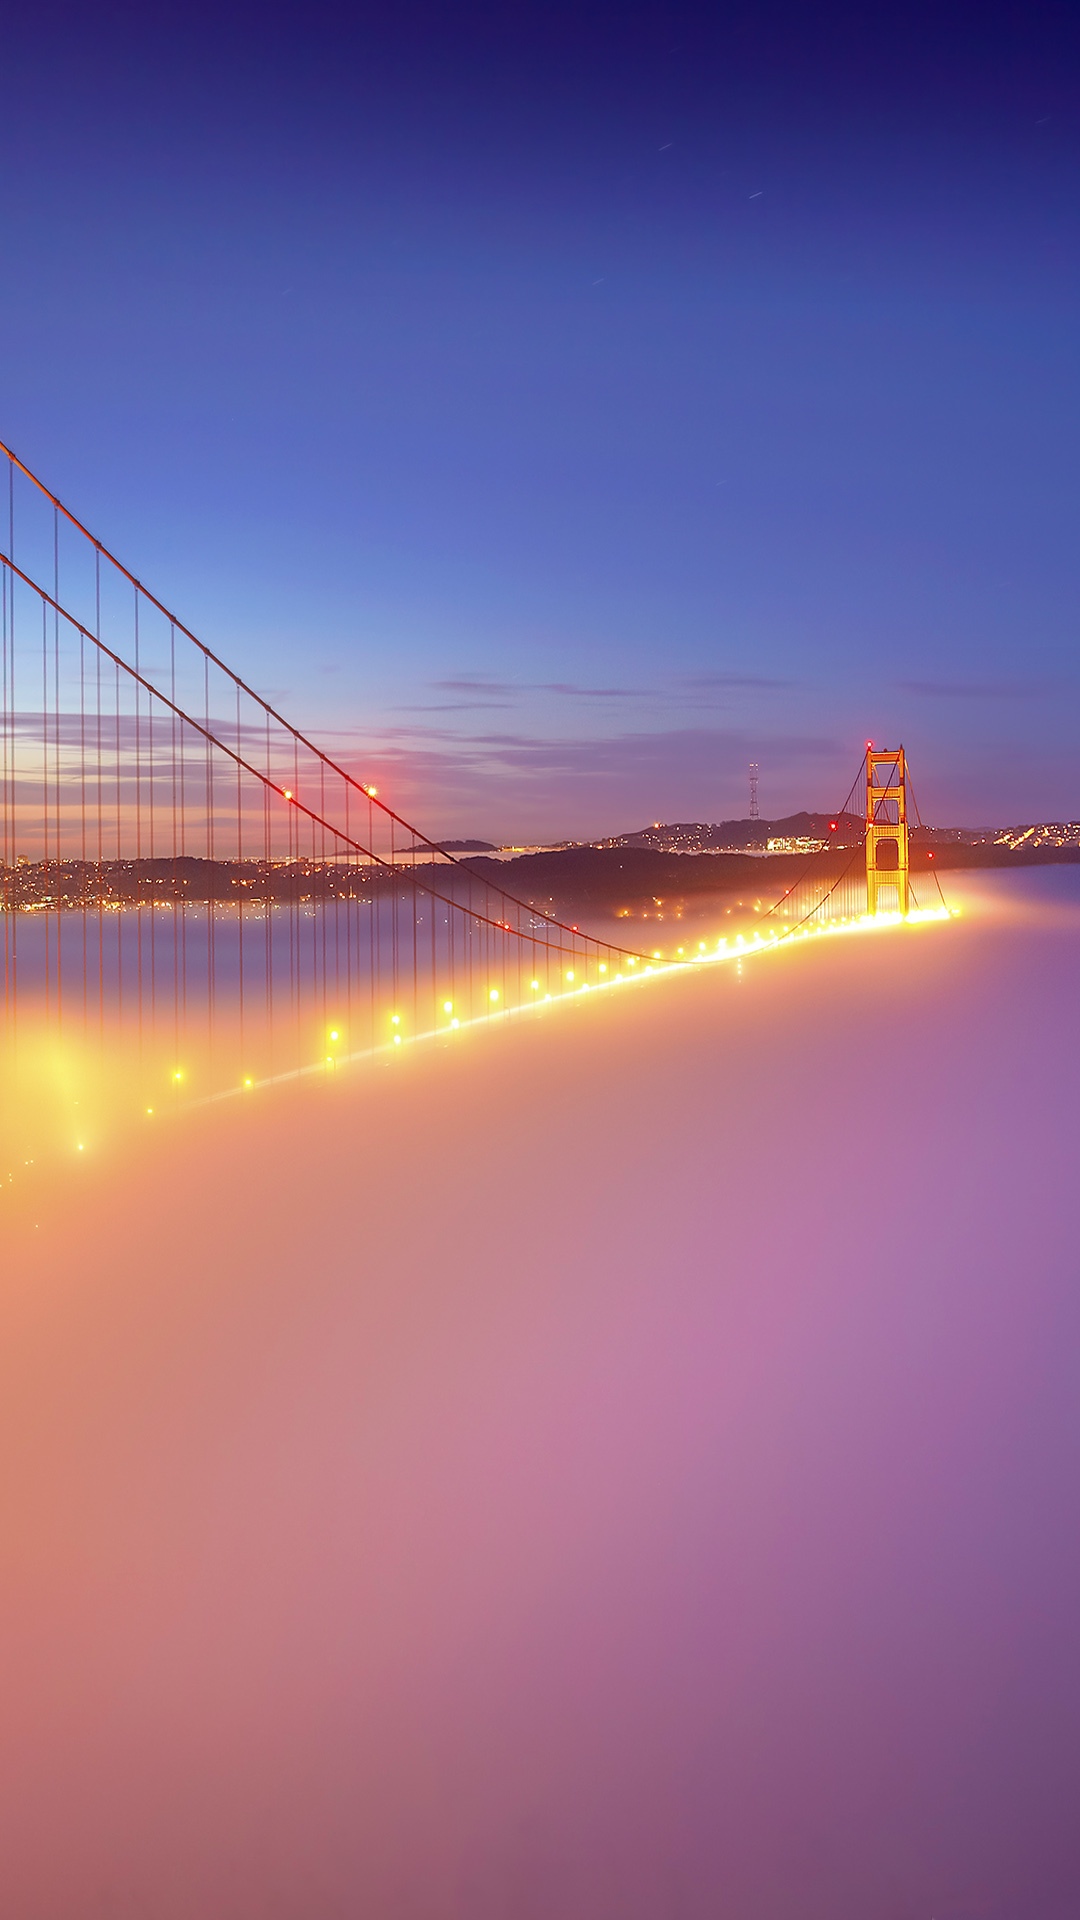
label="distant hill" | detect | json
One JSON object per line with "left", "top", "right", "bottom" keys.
{"left": 428, "top": 839, "right": 498, "bottom": 853}
{"left": 459, "top": 838, "right": 1080, "bottom": 912}
{"left": 601, "top": 812, "right": 864, "bottom": 851}
{"left": 460, "top": 845, "right": 848, "bottom": 909}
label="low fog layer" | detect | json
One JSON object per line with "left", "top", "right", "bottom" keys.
{"left": 4, "top": 872, "right": 1080, "bottom": 1919}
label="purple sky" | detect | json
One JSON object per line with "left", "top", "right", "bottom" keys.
{"left": 1, "top": 3, "right": 1078, "bottom": 836}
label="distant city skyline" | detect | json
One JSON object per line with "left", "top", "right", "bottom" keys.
{"left": 1, "top": 2, "right": 1076, "bottom": 838}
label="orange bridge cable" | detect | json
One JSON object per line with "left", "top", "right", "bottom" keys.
{"left": 0, "top": 552, "right": 654, "bottom": 970}
{"left": 903, "top": 759, "right": 950, "bottom": 911}
{"left": 758, "top": 760, "right": 866, "bottom": 925}
{"left": 0, "top": 570, "right": 653, "bottom": 971}
{"left": 0, "top": 439, "right": 637, "bottom": 947}
{"left": 0, "top": 546, "right": 655, "bottom": 968}
{"left": 772, "top": 841, "right": 867, "bottom": 940}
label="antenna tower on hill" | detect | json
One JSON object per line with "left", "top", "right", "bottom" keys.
{"left": 748, "top": 762, "right": 760, "bottom": 821}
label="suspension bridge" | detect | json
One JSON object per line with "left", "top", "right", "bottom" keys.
{"left": 0, "top": 441, "right": 949, "bottom": 1169}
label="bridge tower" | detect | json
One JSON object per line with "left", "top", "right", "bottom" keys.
{"left": 865, "top": 746, "right": 910, "bottom": 915}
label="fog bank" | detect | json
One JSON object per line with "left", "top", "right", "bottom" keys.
{"left": 3, "top": 871, "right": 1080, "bottom": 1919}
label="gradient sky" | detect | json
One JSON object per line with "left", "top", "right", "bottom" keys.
{"left": 1, "top": 1, "right": 1077, "bottom": 836}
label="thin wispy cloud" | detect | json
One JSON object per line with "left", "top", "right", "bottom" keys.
{"left": 431, "top": 676, "right": 654, "bottom": 702}
{"left": 427, "top": 673, "right": 783, "bottom": 708}
{"left": 431, "top": 677, "right": 521, "bottom": 698}
{"left": 539, "top": 683, "right": 650, "bottom": 699}
{"left": 684, "top": 672, "right": 794, "bottom": 691}
{"left": 898, "top": 679, "right": 1055, "bottom": 699}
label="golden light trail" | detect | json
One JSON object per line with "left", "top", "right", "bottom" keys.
{"left": 212, "top": 904, "right": 956, "bottom": 1107}
{"left": 0, "top": 903, "right": 956, "bottom": 1183}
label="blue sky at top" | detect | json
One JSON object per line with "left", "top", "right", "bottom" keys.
{"left": 1, "top": 1, "right": 1077, "bottom": 835}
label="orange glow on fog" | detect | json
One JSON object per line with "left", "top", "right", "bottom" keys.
{"left": 0, "top": 904, "right": 955, "bottom": 1181}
